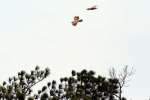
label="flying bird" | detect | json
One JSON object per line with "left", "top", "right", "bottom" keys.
{"left": 71, "top": 16, "right": 83, "bottom": 26}
{"left": 86, "top": 5, "right": 97, "bottom": 10}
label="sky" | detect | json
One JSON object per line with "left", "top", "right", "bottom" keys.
{"left": 0, "top": 0, "right": 149, "bottom": 99}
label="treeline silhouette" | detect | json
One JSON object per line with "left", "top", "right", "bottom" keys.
{"left": 0, "top": 66, "right": 133, "bottom": 100}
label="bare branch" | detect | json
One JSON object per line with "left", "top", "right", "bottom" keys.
{"left": 109, "top": 67, "right": 116, "bottom": 78}
{"left": 109, "top": 65, "right": 135, "bottom": 100}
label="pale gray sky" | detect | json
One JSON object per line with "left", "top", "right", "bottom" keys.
{"left": 0, "top": 0, "right": 149, "bottom": 99}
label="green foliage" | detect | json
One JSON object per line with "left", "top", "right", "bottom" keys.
{"left": 37, "top": 69, "right": 120, "bottom": 100}
{"left": 0, "top": 66, "right": 50, "bottom": 100}
{"left": 0, "top": 67, "right": 128, "bottom": 100}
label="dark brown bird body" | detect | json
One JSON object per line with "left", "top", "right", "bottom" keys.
{"left": 71, "top": 16, "right": 83, "bottom": 26}
{"left": 86, "top": 5, "right": 97, "bottom": 10}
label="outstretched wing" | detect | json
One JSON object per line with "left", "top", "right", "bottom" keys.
{"left": 79, "top": 19, "right": 83, "bottom": 22}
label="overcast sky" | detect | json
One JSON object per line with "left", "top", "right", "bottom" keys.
{"left": 0, "top": 0, "right": 149, "bottom": 99}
